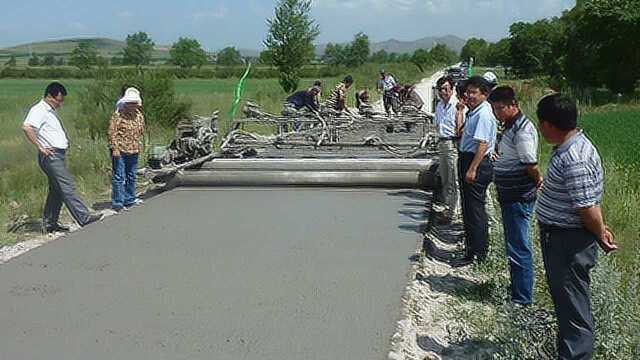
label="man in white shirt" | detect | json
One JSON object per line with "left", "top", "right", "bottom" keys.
{"left": 22, "top": 82, "right": 103, "bottom": 232}
{"left": 434, "top": 76, "right": 462, "bottom": 223}
{"left": 377, "top": 69, "right": 397, "bottom": 115}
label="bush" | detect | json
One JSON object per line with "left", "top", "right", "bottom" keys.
{"left": 75, "top": 68, "right": 192, "bottom": 140}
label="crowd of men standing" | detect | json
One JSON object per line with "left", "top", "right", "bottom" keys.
{"left": 434, "top": 72, "right": 617, "bottom": 360}
{"left": 22, "top": 68, "right": 619, "bottom": 359}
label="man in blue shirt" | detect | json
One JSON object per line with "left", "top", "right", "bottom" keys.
{"left": 458, "top": 76, "right": 497, "bottom": 262}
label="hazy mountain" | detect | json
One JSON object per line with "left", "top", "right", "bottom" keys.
{"left": 315, "top": 35, "right": 466, "bottom": 56}
{"left": 1, "top": 34, "right": 467, "bottom": 61}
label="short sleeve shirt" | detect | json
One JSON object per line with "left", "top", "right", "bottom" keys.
{"left": 536, "top": 131, "right": 604, "bottom": 228}
{"left": 435, "top": 97, "right": 458, "bottom": 138}
{"left": 23, "top": 100, "right": 69, "bottom": 149}
{"left": 493, "top": 113, "right": 539, "bottom": 203}
{"left": 459, "top": 101, "right": 497, "bottom": 155}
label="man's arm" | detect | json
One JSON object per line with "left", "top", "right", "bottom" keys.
{"left": 22, "top": 124, "right": 52, "bottom": 157}
{"left": 455, "top": 105, "right": 465, "bottom": 137}
{"left": 465, "top": 142, "right": 487, "bottom": 183}
{"left": 578, "top": 206, "right": 617, "bottom": 253}
{"left": 526, "top": 164, "right": 543, "bottom": 190}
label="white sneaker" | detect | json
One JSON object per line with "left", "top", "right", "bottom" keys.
{"left": 125, "top": 199, "right": 144, "bottom": 208}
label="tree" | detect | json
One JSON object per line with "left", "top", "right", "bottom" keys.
{"left": 216, "top": 47, "right": 243, "bottom": 66}
{"left": 123, "top": 32, "right": 155, "bottom": 66}
{"left": 265, "top": 0, "right": 320, "bottom": 92}
{"left": 370, "top": 49, "right": 389, "bottom": 64}
{"left": 485, "top": 38, "right": 511, "bottom": 67}
{"left": 258, "top": 49, "right": 274, "bottom": 65}
{"left": 5, "top": 56, "right": 17, "bottom": 67}
{"left": 322, "top": 43, "right": 347, "bottom": 65}
{"left": 344, "top": 32, "right": 370, "bottom": 67}
{"left": 411, "top": 48, "right": 434, "bottom": 73}
{"left": 28, "top": 54, "right": 41, "bottom": 66}
{"left": 508, "top": 18, "right": 566, "bottom": 78}
{"left": 56, "top": 57, "right": 65, "bottom": 66}
{"left": 170, "top": 37, "right": 208, "bottom": 68}
{"left": 396, "top": 53, "right": 412, "bottom": 63}
{"left": 111, "top": 56, "right": 123, "bottom": 66}
{"left": 563, "top": 0, "right": 640, "bottom": 93}
{"left": 43, "top": 55, "right": 56, "bottom": 66}
{"left": 429, "top": 44, "right": 457, "bottom": 65}
{"left": 69, "top": 41, "right": 98, "bottom": 70}
{"left": 460, "top": 38, "right": 489, "bottom": 65}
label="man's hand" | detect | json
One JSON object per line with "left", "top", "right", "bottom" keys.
{"left": 535, "top": 175, "right": 544, "bottom": 191}
{"left": 465, "top": 168, "right": 477, "bottom": 184}
{"left": 490, "top": 152, "right": 499, "bottom": 162}
{"left": 597, "top": 227, "right": 618, "bottom": 254}
{"left": 112, "top": 149, "right": 121, "bottom": 158}
{"left": 38, "top": 147, "right": 53, "bottom": 157}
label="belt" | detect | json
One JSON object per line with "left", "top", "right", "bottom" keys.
{"left": 438, "top": 137, "right": 457, "bottom": 141}
{"left": 460, "top": 151, "right": 492, "bottom": 160}
{"left": 539, "top": 222, "right": 583, "bottom": 232}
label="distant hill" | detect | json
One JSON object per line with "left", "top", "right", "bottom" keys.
{"left": 1, "top": 34, "right": 467, "bottom": 61}
{"left": 0, "top": 38, "right": 170, "bottom": 60}
{"left": 315, "top": 35, "right": 466, "bottom": 57}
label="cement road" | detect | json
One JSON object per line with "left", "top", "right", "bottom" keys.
{"left": 0, "top": 188, "right": 427, "bottom": 359}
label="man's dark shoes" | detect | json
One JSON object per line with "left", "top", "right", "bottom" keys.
{"left": 45, "top": 223, "right": 71, "bottom": 233}
{"left": 83, "top": 213, "right": 105, "bottom": 227}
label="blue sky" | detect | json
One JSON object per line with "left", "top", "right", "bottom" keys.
{"left": 0, "top": 0, "right": 575, "bottom": 50}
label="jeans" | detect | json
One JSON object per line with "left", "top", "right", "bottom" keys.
{"left": 37, "top": 149, "right": 91, "bottom": 226}
{"left": 540, "top": 224, "right": 597, "bottom": 360}
{"left": 459, "top": 152, "right": 493, "bottom": 261}
{"left": 438, "top": 139, "right": 461, "bottom": 217}
{"left": 111, "top": 152, "right": 139, "bottom": 209}
{"left": 500, "top": 200, "right": 534, "bottom": 304}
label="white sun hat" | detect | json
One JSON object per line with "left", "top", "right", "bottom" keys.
{"left": 121, "top": 87, "right": 142, "bottom": 105}
{"left": 483, "top": 71, "right": 498, "bottom": 85}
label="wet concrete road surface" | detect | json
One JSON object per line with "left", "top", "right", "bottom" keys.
{"left": 0, "top": 188, "right": 427, "bottom": 359}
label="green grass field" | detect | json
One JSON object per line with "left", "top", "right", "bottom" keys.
{"left": 0, "top": 63, "right": 433, "bottom": 246}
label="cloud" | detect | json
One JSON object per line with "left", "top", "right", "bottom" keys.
{"left": 192, "top": 5, "right": 228, "bottom": 21}
{"left": 117, "top": 11, "right": 133, "bottom": 20}
{"left": 67, "top": 21, "right": 88, "bottom": 32}
{"left": 315, "top": 0, "right": 574, "bottom": 16}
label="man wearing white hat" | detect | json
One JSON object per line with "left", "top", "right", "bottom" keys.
{"left": 483, "top": 71, "right": 498, "bottom": 91}
{"left": 22, "top": 82, "right": 104, "bottom": 232}
{"left": 108, "top": 87, "right": 145, "bottom": 211}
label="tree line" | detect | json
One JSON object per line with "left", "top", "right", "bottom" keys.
{"left": 459, "top": 0, "right": 640, "bottom": 94}
{"left": 5, "top": 32, "right": 248, "bottom": 70}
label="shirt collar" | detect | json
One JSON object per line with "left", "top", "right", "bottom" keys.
{"left": 466, "top": 100, "right": 488, "bottom": 117}
{"left": 438, "top": 96, "right": 457, "bottom": 110}
{"left": 505, "top": 111, "right": 525, "bottom": 129}
{"left": 40, "top": 99, "right": 57, "bottom": 113}
{"left": 554, "top": 130, "right": 583, "bottom": 154}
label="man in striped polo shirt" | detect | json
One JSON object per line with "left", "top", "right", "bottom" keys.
{"left": 536, "top": 94, "right": 617, "bottom": 359}
{"left": 458, "top": 76, "right": 497, "bottom": 262}
{"left": 489, "top": 86, "right": 542, "bottom": 305}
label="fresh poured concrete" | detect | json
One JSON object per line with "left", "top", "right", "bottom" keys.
{"left": 0, "top": 188, "right": 426, "bottom": 360}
